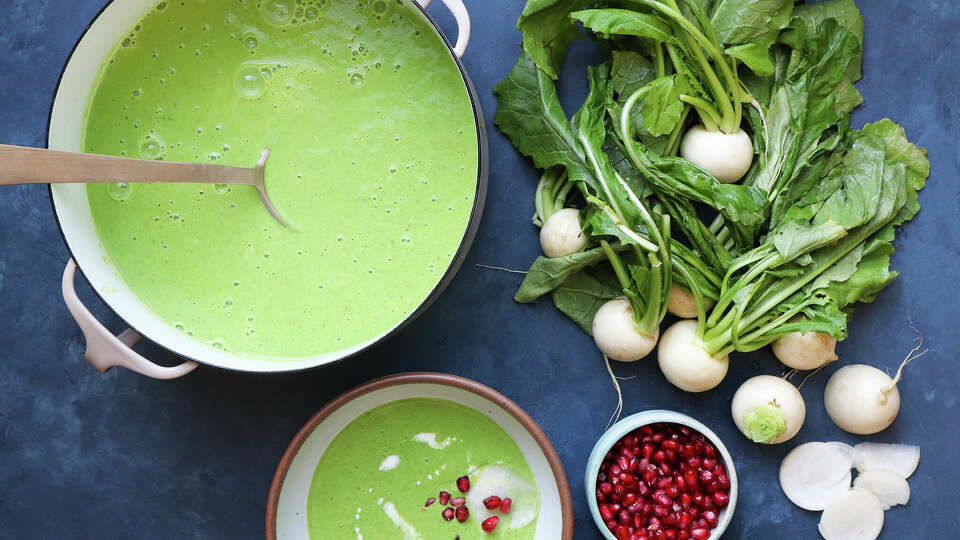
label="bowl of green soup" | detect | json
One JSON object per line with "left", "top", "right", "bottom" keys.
{"left": 266, "top": 372, "right": 574, "bottom": 539}
{"left": 47, "top": 0, "right": 486, "bottom": 375}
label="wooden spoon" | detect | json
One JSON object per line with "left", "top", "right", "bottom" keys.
{"left": 0, "top": 144, "right": 291, "bottom": 228}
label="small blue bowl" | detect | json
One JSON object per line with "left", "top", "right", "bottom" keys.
{"left": 586, "top": 410, "right": 738, "bottom": 539}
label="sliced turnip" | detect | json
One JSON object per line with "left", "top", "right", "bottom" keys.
{"left": 666, "top": 283, "right": 714, "bottom": 319}
{"left": 731, "top": 375, "right": 806, "bottom": 444}
{"left": 657, "top": 319, "right": 728, "bottom": 392}
{"left": 466, "top": 464, "right": 539, "bottom": 529}
{"left": 679, "top": 125, "right": 754, "bottom": 183}
{"left": 818, "top": 488, "right": 884, "bottom": 540}
{"left": 853, "top": 469, "right": 910, "bottom": 510}
{"left": 779, "top": 442, "right": 853, "bottom": 510}
{"left": 593, "top": 297, "right": 659, "bottom": 362}
{"left": 852, "top": 442, "right": 920, "bottom": 479}
{"left": 772, "top": 331, "right": 838, "bottom": 370}
{"left": 825, "top": 442, "right": 855, "bottom": 463}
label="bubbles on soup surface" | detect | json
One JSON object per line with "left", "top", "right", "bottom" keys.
{"left": 234, "top": 65, "right": 267, "bottom": 99}
{"left": 260, "top": 0, "right": 294, "bottom": 26}
{"left": 107, "top": 182, "right": 132, "bottom": 202}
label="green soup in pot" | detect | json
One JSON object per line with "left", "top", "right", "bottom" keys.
{"left": 307, "top": 398, "right": 540, "bottom": 539}
{"left": 82, "top": 0, "right": 478, "bottom": 360}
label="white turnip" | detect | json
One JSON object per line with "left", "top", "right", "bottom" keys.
{"left": 818, "top": 488, "right": 885, "bottom": 540}
{"left": 657, "top": 320, "right": 728, "bottom": 392}
{"left": 666, "top": 283, "right": 714, "bottom": 319}
{"left": 539, "top": 207, "right": 588, "bottom": 257}
{"left": 593, "top": 297, "right": 659, "bottom": 362}
{"left": 824, "top": 364, "right": 902, "bottom": 435}
{"left": 773, "top": 331, "right": 839, "bottom": 370}
{"left": 731, "top": 375, "right": 806, "bottom": 444}
{"left": 679, "top": 125, "right": 753, "bottom": 183}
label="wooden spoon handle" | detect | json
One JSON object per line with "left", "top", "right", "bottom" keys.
{"left": 0, "top": 144, "right": 258, "bottom": 186}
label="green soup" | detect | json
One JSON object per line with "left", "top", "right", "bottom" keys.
{"left": 82, "top": 0, "right": 478, "bottom": 359}
{"left": 307, "top": 398, "right": 540, "bottom": 539}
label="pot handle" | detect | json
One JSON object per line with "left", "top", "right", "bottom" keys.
{"left": 414, "top": 0, "right": 470, "bottom": 58}
{"left": 62, "top": 259, "right": 198, "bottom": 379}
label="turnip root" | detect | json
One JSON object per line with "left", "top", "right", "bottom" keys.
{"left": 657, "top": 320, "right": 728, "bottom": 392}
{"left": 818, "top": 488, "right": 884, "bottom": 540}
{"left": 824, "top": 334, "right": 926, "bottom": 434}
{"left": 539, "top": 207, "right": 588, "bottom": 257}
{"left": 666, "top": 283, "right": 714, "bottom": 319}
{"left": 593, "top": 297, "right": 659, "bottom": 362}
{"left": 679, "top": 125, "right": 753, "bottom": 183}
{"left": 773, "top": 331, "right": 838, "bottom": 370}
{"left": 731, "top": 375, "right": 805, "bottom": 444}
{"left": 824, "top": 365, "right": 901, "bottom": 435}
{"left": 779, "top": 442, "right": 854, "bottom": 511}
{"left": 853, "top": 470, "right": 910, "bottom": 510}
{"left": 852, "top": 443, "right": 920, "bottom": 479}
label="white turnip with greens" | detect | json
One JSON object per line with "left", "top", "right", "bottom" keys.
{"left": 496, "top": 0, "right": 928, "bottom": 406}
{"left": 539, "top": 208, "right": 589, "bottom": 257}
{"left": 773, "top": 330, "right": 839, "bottom": 370}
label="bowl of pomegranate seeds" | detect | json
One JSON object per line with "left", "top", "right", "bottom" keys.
{"left": 587, "top": 410, "right": 738, "bottom": 540}
{"left": 267, "top": 372, "right": 574, "bottom": 539}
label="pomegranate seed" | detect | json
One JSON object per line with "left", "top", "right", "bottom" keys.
{"left": 424, "top": 497, "right": 436, "bottom": 508}
{"left": 653, "top": 450, "right": 667, "bottom": 463}
{"left": 642, "top": 443, "right": 655, "bottom": 459}
{"left": 717, "top": 473, "right": 731, "bottom": 490}
{"left": 455, "top": 505, "right": 469, "bottom": 523}
{"left": 653, "top": 505, "right": 669, "bottom": 517}
{"left": 600, "top": 482, "right": 614, "bottom": 495}
{"left": 456, "top": 476, "right": 470, "bottom": 493}
{"left": 450, "top": 497, "right": 466, "bottom": 507}
{"left": 647, "top": 516, "right": 661, "bottom": 530}
{"left": 678, "top": 531, "right": 690, "bottom": 540}
{"left": 659, "top": 462, "right": 673, "bottom": 476}
{"left": 702, "top": 458, "right": 717, "bottom": 470}
{"left": 483, "top": 496, "right": 501, "bottom": 510}
{"left": 439, "top": 491, "right": 451, "bottom": 505}
{"left": 702, "top": 510, "right": 718, "bottom": 528}
{"left": 662, "top": 440, "right": 679, "bottom": 452}
{"left": 500, "top": 497, "right": 512, "bottom": 514}
{"left": 601, "top": 504, "right": 615, "bottom": 520}
{"left": 619, "top": 456, "right": 631, "bottom": 471}
{"left": 680, "top": 493, "right": 692, "bottom": 508}
{"left": 442, "top": 507, "right": 455, "bottom": 521}
{"left": 691, "top": 529, "right": 709, "bottom": 540}
{"left": 643, "top": 466, "right": 658, "bottom": 486}
{"left": 684, "top": 469, "right": 698, "bottom": 488}
{"left": 653, "top": 490, "right": 671, "bottom": 505}
{"left": 610, "top": 464, "right": 623, "bottom": 476}
{"left": 686, "top": 457, "right": 701, "bottom": 469}
{"left": 699, "top": 469, "right": 713, "bottom": 484}
{"left": 481, "top": 516, "right": 499, "bottom": 532}
{"left": 619, "top": 509, "right": 631, "bottom": 523}
{"left": 712, "top": 491, "right": 729, "bottom": 507}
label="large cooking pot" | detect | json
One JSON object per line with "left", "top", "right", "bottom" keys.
{"left": 48, "top": 0, "right": 486, "bottom": 378}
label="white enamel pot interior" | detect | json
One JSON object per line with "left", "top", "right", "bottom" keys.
{"left": 47, "top": 0, "right": 487, "bottom": 373}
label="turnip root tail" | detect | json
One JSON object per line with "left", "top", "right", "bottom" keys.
{"left": 604, "top": 354, "right": 624, "bottom": 430}
{"left": 880, "top": 327, "right": 928, "bottom": 397}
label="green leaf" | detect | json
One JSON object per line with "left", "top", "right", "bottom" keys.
{"left": 552, "top": 266, "right": 622, "bottom": 333}
{"left": 518, "top": 0, "right": 599, "bottom": 79}
{"left": 725, "top": 41, "right": 775, "bottom": 76}
{"left": 570, "top": 9, "right": 674, "bottom": 42}
{"left": 515, "top": 246, "right": 610, "bottom": 303}
{"left": 636, "top": 75, "right": 686, "bottom": 137}
{"left": 493, "top": 51, "right": 595, "bottom": 185}
{"left": 710, "top": 0, "right": 793, "bottom": 46}
{"left": 610, "top": 50, "right": 657, "bottom": 97}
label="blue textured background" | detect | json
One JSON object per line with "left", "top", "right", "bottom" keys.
{"left": 1, "top": 1, "right": 956, "bottom": 538}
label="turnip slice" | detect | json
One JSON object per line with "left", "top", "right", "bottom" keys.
{"left": 818, "top": 488, "right": 884, "bottom": 540}
{"left": 853, "top": 470, "right": 910, "bottom": 509}
{"left": 466, "top": 464, "right": 539, "bottom": 529}
{"left": 826, "top": 442, "right": 855, "bottom": 462}
{"left": 780, "top": 442, "right": 854, "bottom": 510}
{"left": 852, "top": 442, "right": 920, "bottom": 479}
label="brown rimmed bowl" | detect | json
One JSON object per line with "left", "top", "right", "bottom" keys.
{"left": 266, "top": 372, "right": 574, "bottom": 539}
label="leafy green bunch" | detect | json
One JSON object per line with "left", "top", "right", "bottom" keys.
{"left": 495, "top": 0, "right": 929, "bottom": 357}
